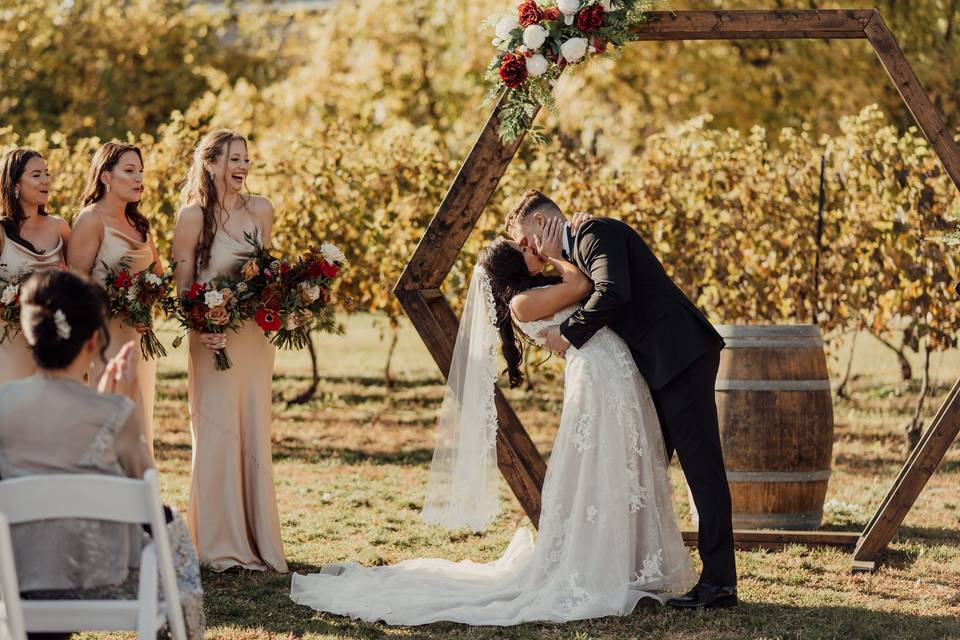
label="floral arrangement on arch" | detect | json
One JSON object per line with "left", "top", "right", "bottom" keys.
{"left": 485, "top": 0, "right": 651, "bottom": 144}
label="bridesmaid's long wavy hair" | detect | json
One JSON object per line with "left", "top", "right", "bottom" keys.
{"left": 0, "top": 148, "right": 48, "bottom": 252}
{"left": 180, "top": 129, "right": 249, "bottom": 271}
{"left": 478, "top": 237, "right": 560, "bottom": 388}
{"left": 80, "top": 142, "right": 150, "bottom": 239}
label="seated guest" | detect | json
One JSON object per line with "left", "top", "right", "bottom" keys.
{"left": 0, "top": 271, "right": 204, "bottom": 639}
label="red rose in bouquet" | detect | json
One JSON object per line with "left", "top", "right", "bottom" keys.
{"left": 576, "top": 4, "right": 605, "bottom": 32}
{"left": 542, "top": 6, "right": 561, "bottom": 21}
{"left": 518, "top": 0, "right": 542, "bottom": 26}
{"left": 499, "top": 53, "right": 529, "bottom": 89}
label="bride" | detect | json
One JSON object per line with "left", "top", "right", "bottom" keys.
{"left": 290, "top": 217, "right": 696, "bottom": 625}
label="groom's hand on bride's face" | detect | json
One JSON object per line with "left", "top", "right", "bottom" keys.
{"left": 540, "top": 326, "right": 570, "bottom": 358}
{"left": 534, "top": 217, "right": 564, "bottom": 260}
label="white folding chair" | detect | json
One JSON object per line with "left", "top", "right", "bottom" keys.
{"left": 0, "top": 512, "right": 26, "bottom": 640}
{"left": 0, "top": 470, "right": 186, "bottom": 640}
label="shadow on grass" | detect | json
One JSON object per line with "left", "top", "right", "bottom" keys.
{"left": 201, "top": 567, "right": 960, "bottom": 640}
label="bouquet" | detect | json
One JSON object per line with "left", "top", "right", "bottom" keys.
{"left": 267, "top": 243, "right": 345, "bottom": 350}
{"left": 170, "top": 277, "right": 245, "bottom": 371}
{"left": 99, "top": 261, "right": 174, "bottom": 360}
{"left": 0, "top": 269, "right": 31, "bottom": 345}
{"left": 234, "top": 235, "right": 344, "bottom": 350}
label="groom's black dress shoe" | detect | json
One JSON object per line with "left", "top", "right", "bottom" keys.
{"left": 666, "top": 583, "right": 738, "bottom": 610}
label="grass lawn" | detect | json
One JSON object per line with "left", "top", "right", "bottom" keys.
{"left": 131, "top": 315, "right": 959, "bottom": 639}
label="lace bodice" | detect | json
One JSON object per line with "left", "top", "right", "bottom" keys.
{"left": 513, "top": 305, "right": 579, "bottom": 350}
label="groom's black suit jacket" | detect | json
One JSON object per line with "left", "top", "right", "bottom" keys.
{"left": 559, "top": 217, "right": 724, "bottom": 390}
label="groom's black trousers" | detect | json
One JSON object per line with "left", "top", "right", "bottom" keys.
{"left": 650, "top": 349, "right": 737, "bottom": 588}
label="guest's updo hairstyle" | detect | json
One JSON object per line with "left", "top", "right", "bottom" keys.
{"left": 19, "top": 271, "right": 109, "bottom": 370}
{"left": 478, "top": 237, "right": 560, "bottom": 388}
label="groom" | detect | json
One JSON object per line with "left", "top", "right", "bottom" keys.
{"left": 506, "top": 189, "right": 737, "bottom": 609}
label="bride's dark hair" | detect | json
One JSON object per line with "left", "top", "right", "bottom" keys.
{"left": 478, "top": 237, "right": 560, "bottom": 388}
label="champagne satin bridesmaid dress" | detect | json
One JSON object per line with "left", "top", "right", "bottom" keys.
{"left": 90, "top": 215, "right": 158, "bottom": 456}
{"left": 186, "top": 225, "right": 287, "bottom": 572}
{"left": 0, "top": 229, "right": 64, "bottom": 385}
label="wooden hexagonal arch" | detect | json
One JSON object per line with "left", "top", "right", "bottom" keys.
{"left": 394, "top": 10, "right": 960, "bottom": 571}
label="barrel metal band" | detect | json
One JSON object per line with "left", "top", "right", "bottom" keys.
{"left": 723, "top": 338, "right": 824, "bottom": 349}
{"left": 726, "top": 470, "right": 832, "bottom": 483}
{"left": 715, "top": 379, "right": 832, "bottom": 391}
{"left": 731, "top": 510, "right": 823, "bottom": 528}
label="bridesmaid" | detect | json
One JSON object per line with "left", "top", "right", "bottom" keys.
{"left": 67, "top": 142, "right": 163, "bottom": 456}
{"left": 0, "top": 148, "right": 70, "bottom": 385}
{"left": 172, "top": 129, "right": 287, "bottom": 573}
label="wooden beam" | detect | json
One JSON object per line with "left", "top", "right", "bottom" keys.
{"left": 683, "top": 529, "right": 860, "bottom": 551}
{"left": 394, "top": 94, "right": 538, "bottom": 293}
{"left": 399, "top": 288, "right": 548, "bottom": 526}
{"left": 632, "top": 10, "right": 873, "bottom": 40}
{"left": 853, "top": 378, "right": 960, "bottom": 565}
{"left": 865, "top": 12, "right": 960, "bottom": 191}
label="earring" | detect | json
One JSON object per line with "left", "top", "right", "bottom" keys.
{"left": 208, "top": 170, "right": 215, "bottom": 180}
{"left": 106, "top": 183, "right": 111, "bottom": 193}
{"left": 14, "top": 188, "right": 19, "bottom": 199}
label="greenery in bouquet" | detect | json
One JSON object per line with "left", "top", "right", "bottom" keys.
{"left": 485, "top": 0, "right": 651, "bottom": 144}
{"left": 99, "top": 260, "right": 174, "bottom": 360}
{"left": 170, "top": 276, "right": 246, "bottom": 371}
{"left": 0, "top": 269, "right": 33, "bottom": 344}
{"left": 234, "top": 232, "right": 291, "bottom": 335}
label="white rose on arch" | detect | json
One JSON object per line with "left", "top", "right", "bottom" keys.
{"left": 526, "top": 53, "right": 548, "bottom": 77}
{"left": 523, "top": 24, "right": 548, "bottom": 50}
{"left": 495, "top": 15, "right": 520, "bottom": 41}
{"left": 560, "top": 37, "right": 589, "bottom": 63}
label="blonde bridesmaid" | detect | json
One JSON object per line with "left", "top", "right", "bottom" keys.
{"left": 67, "top": 143, "right": 163, "bottom": 456}
{"left": 172, "top": 129, "right": 287, "bottom": 573}
{"left": 0, "top": 148, "right": 70, "bottom": 385}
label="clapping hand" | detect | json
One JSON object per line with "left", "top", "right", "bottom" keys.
{"left": 97, "top": 341, "right": 140, "bottom": 399}
{"left": 534, "top": 217, "right": 565, "bottom": 260}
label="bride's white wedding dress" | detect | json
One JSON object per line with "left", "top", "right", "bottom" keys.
{"left": 290, "top": 283, "right": 697, "bottom": 625}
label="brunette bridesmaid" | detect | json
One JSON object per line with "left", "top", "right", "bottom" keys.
{"left": 172, "top": 129, "right": 287, "bottom": 572}
{"left": 0, "top": 148, "right": 70, "bottom": 385}
{"left": 67, "top": 143, "right": 163, "bottom": 456}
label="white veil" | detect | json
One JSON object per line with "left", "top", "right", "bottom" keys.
{"left": 420, "top": 265, "right": 502, "bottom": 532}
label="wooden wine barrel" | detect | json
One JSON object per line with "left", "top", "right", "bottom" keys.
{"left": 707, "top": 325, "right": 834, "bottom": 530}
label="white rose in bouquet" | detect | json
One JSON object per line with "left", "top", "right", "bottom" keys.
{"left": 600, "top": 0, "right": 613, "bottom": 10}
{"left": 495, "top": 15, "right": 520, "bottom": 41}
{"left": 557, "top": 0, "right": 580, "bottom": 15}
{"left": 560, "top": 37, "right": 588, "bottom": 63}
{"left": 320, "top": 242, "right": 346, "bottom": 264}
{"left": 204, "top": 290, "right": 225, "bottom": 308}
{"left": 144, "top": 272, "right": 162, "bottom": 287}
{"left": 523, "top": 24, "right": 548, "bottom": 50}
{"left": 0, "top": 284, "right": 18, "bottom": 306}
{"left": 299, "top": 282, "right": 321, "bottom": 304}
{"left": 526, "top": 53, "right": 548, "bottom": 77}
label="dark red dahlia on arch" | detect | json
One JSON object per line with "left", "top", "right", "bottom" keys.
{"left": 499, "top": 53, "right": 529, "bottom": 88}
{"left": 576, "top": 4, "right": 605, "bottom": 32}
{"left": 518, "top": 0, "right": 543, "bottom": 26}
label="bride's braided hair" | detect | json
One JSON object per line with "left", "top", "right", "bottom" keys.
{"left": 479, "top": 237, "right": 560, "bottom": 388}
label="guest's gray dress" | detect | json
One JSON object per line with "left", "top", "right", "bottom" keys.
{"left": 0, "top": 374, "right": 204, "bottom": 638}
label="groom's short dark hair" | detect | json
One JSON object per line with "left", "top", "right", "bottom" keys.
{"left": 504, "top": 189, "right": 561, "bottom": 234}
